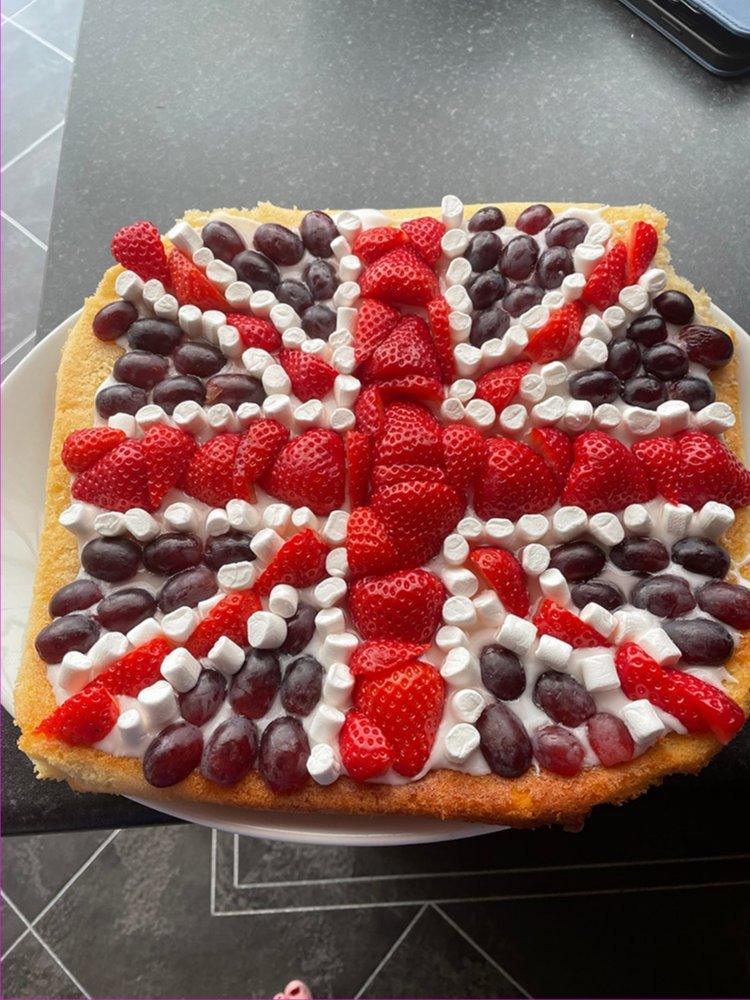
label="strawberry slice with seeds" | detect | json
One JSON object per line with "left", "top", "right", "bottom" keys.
{"left": 226, "top": 312, "right": 282, "bottom": 353}
{"left": 534, "top": 599, "right": 611, "bottom": 648}
{"left": 375, "top": 376, "right": 444, "bottom": 404}
{"left": 36, "top": 686, "right": 119, "bottom": 746}
{"left": 359, "top": 315, "right": 442, "bottom": 384}
{"left": 346, "top": 430, "right": 373, "bottom": 508}
{"left": 670, "top": 669, "right": 745, "bottom": 743}
{"left": 72, "top": 438, "right": 151, "bottom": 512}
{"left": 442, "top": 424, "right": 487, "bottom": 496}
{"left": 279, "top": 348, "right": 337, "bottom": 402}
{"left": 232, "top": 419, "right": 289, "bottom": 502}
{"left": 353, "top": 299, "right": 401, "bottom": 365}
{"left": 582, "top": 241, "right": 627, "bottom": 311}
{"left": 353, "top": 386, "right": 385, "bottom": 435}
{"left": 371, "top": 480, "right": 465, "bottom": 567}
{"left": 426, "top": 297, "right": 456, "bottom": 382}
{"left": 62, "top": 427, "right": 126, "bottom": 473}
{"left": 141, "top": 425, "right": 196, "bottom": 508}
{"left": 351, "top": 226, "right": 410, "bottom": 265}
{"left": 168, "top": 249, "right": 227, "bottom": 311}
{"left": 255, "top": 529, "right": 329, "bottom": 595}
{"left": 469, "top": 547, "right": 530, "bottom": 617}
{"left": 348, "top": 569, "right": 446, "bottom": 644}
{"left": 374, "top": 402, "right": 443, "bottom": 468}
{"left": 474, "top": 361, "right": 530, "bottom": 410}
{"left": 339, "top": 710, "right": 394, "bottom": 781}
{"left": 528, "top": 426, "right": 574, "bottom": 486}
{"left": 91, "top": 637, "right": 173, "bottom": 696}
{"left": 631, "top": 436, "right": 681, "bottom": 504}
{"left": 371, "top": 463, "right": 447, "bottom": 490}
{"left": 347, "top": 507, "right": 401, "bottom": 578}
{"left": 626, "top": 221, "right": 659, "bottom": 284}
{"left": 525, "top": 301, "right": 585, "bottom": 363}
{"left": 674, "top": 430, "right": 750, "bottom": 509}
{"left": 359, "top": 247, "right": 439, "bottom": 306}
{"left": 474, "top": 436, "right": 560, "bottom": 521}
{"left": 259, "top": 428, "right": 345, "bottom": 516}
{"left": 185, "top": 590, "right": 261, "bottom": 658}
{"left": 562, "top": 431, "right": 655, "bottom": 514}
{"left": 182, "top": 433, "right": 242, "bottom": 507}
{"left": 400, "top": 217, "right": 445, "bottom": 266}
{"left": 111, "top": 221, "right": 169, "bottom": 284}
{"left": 349, "top": 640, "right": 429, "bottom": 678}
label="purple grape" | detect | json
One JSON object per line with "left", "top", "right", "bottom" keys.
{"left": 81, "top": 537, "right": 141, "bottom": 582}
{"left": 299, "top": 211, "right": 338, "bottom": 257}
{"left": 232, "top": 250, "right": 280, "bottom": 291}
{"left": 467, "top": 271, "right": 506, "bottom": 310}
{"left": 467, "top": 206, "right": 505, "bottom": 232}
{"left": 205, "top": 373, "right": 264, "bottom": 410}
{"left": 301, "top": 304, "right": 336, "bottom": 339}
{"left": 677, "top": 325, "right": 734, "bottom": 369}
{"left": 201, "top": 716, "right": 259, "bottom": 786}
{"left": 515, "top": 204, "right": 553, "bottom": 235}
{"left": 179, "top": 670, "right": 226, "bottom": 726}
{"left": 621, "top": 375, "right": 667, "bottom": 409}
{"left": 143, "top": 722, "right": 203, "bottom": 787}
{"left": 671, "top": 536, "right": 730, "bottom": 578}
{"left": 479, "top": 644, "right": 526, "bottom": 701}
{"left": 571, "top": 580, "right": 625, "bottom": 612}
{"left": 545, "top": 217, "right": 588, "bottom": 249}
{"left": 631, "top": 575, "right": 696, "bottom": 617}
{"left": 549, "top": 541, "right": 606, "bottom": 582}
{"left": 143, "top": 533, "right": 203, "bottom": 575}
{"left": 279, "top": 604, "right": 316, "bottom": 655}
{"left": 152, "top": 375, "right": 205, "bottom": 414}
{"left": 642, "top": 342, "right": 689, "bottom": 381}
{"left": 127, "top": 319, "right": 182, "bottom": 355}
{"left": 280, "top": 655, "right": 323, "bottom": 717}
{"left": 534, "top": 725, "right": 584, "bottom": 776}
{"left": 173, "top": 341, "right": 225, "bottom": 377}
{"left": 204, "top": 531, "right": 257, "bottom": 571}
{"left": 502, "top": 283, "right": 543, "bottom": 318}
{"left": 229, "top": 650, "right": 281, "bottom": 719}
{"left": 95, "top": 384, "right": 147, "bottom": 419}
{"left": 113, "top": 351, "right": 169, "bottom": 390}
{"left": 626, "top": 315, "right": 667, "bottom": 347}
{"left": 609, "top": 537, "right": 669, "bottom": 574}
{"left": 35, "top": 614, "right": 100, "bottom": 663}
{"left": 48, "top": 579, "right": 102, "bottom": 617}
{"left": 662, "top": 618, "right": 734, "bottom": 665}
{"left": 568, "top": 369, "right": 621, "bottom": 405}
{"left": 303, "top": 259, "right": 338, "bottom": 300}
{"left": 201, "top": 221, "right": 245, "bottom": 263}
{"left": 158, "top": 566, "right": 217, "bottom": 613}
{"left": 254, "top": 223, "right": 304, "bottom": 266}
{"left": 586, "top": 713, "right": 634, "bottom": 767}
{"left": 96, "top": 587, "right": 156, "bottom": 633}
{"left": 669, "top": 377, "right": 715, "bottom": 411}
{"left": 535, "top": 246, "right": 573, "bottom": 289}
{"left": 276, "top": 279, "right": 314, "bottom": 315}
{"left": 469, "top": 305, "right": 510, "bottom": 347}
{"left": 498, "top": 236, "right": 538, "bottom": 280}
{"left": 654, "top": 290, "right": 694, "bottom": 325}
{"left": 476, "top": 702, "right": 532, "bottom": 778}
{"left": 465, "top": 232, "right": 501, "bottom": 272}
{"left": 606, "top": 338, "right": 642, "bottom": 379}
{"left": 533, "top": 671, "right": 595, "bottom": 727}
{"left": 93, "top": 300, "right": 138, "bottom": 341}
{"left": 696, "top": 581, "right": 750, "bottom": 629}
{"left": 259, "top": 716, "right": 310, "bottom": 792}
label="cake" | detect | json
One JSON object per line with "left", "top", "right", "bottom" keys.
{"left": 14, "top": 199, "right": 750, "bottom": 829}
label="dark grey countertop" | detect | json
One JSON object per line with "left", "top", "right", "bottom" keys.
{"left": 7, "top": 0, "right": 750, "bottom": 839}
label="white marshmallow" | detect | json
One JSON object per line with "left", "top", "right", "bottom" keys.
{"left": 338, "top": 254, "right": 362, "bottom": 283}
{"left": 442, "top": 596, "right": 477, "bottom": 628}
{"left": 531, "top": 395, "right": 566, "bottom": 427}
{"left": 107, "top": 413, "right": 138, "bottom": 437}
{"left": 580, "top": 314, "right": 612, "bottom": 343}
{"left": 571, "top": 337, "right": 607, "bottom": 370}
{"left": 623, "top": 503, "right": 652, "bottom": 535}
{"left": 331, "top": 345, "right": 356, "bottom": 374}
{"left": 451, "top": 688, "right": 486, "bottom": 724}
{"left": 307, "top": 743, "right": 342, "bottom": 785}
{"left": 480, "top": 337, "right": 506, "bottom": 371}
{"left": 293, "top": 399, "right": 326, "bottom": 431}
{"left": 657, "top": 399, "right": 690, "bottom": 436}
{"left": 114, "top": 269, "right": 144, "bottom": 305}
{"left": 553, "top": 506, "right": 588, "bottom": 541}
{"left": 516, "top": 514, "right": 549, "bottom": 544}
{"left": 436, "top": 625, "right": 469, "bottom": 651}
{"left": 638, "top": 268, "right": 667, "bottom": 294}
{"left": 519, "top": 305, "right": 549, "bottom": 331}
{"left": 602, "top": 305, "right": 627, "bottom": 333}
{"left": 441, "top": 194, "right": 464, "bottom": 230}
{"left": 262, "top": 503, "right": 293, "bottom": 535}
{"left": 207, "top": 636, "right": 245, "bottom": 676}
{"left": 519, "top": 372, "right": 546, "bottom": 404}
{"left": 138, "top": 680, "right": 179, "bottom": 729}
{"left": 206, "top": 507, "right": 231, "bottom": 537}
{"left": 135, "top": 404, "right": 171, "bottom": 432}
{"left": 160, "top": 606, "right": 199, "bottom": 644}
{"left": 454, "top": 343, "right": 482, "bottom": 378}
{"left": 207, "top": 403, "right": 239, "bottom": 434}
{"left": 498, "top": 404, "right": 528, "bottom": 435}
{"left": 484, "top": 518, "right": 515, "bottom": 546}
{"left": 204, "top": 260, "right": 236, "bottom": 292}
{"left": 217, "top": 561, "right": 257, "bottom": 591}
{"left": 441, "top": 397, "right": 465, "bottom": 423}
{"left": 320, "top": 632, "right": 358, "bottom": 667}
{"left": 308, "top": 704, "right": 345, "bottom": 745}
{"left": 168, "top": 221, "right": 203, "bottom": 256}
{"left": 561, "top": 399, "right": 594, "bottom": 434}
{"left": 442, "top": 567, "right": 479, "bottom": 598}
{"left": 694, "top": 402, "right": 735, "bottom": 434}
{"left": 283, "top": 327, "right": 307, "bottom": 350}
{"left": 580, "top": 601, "right": 617, "bottom": 640}
{"left": 124, "top": 508, "right": 159, "bottom": 542}
{"left": 58, "top": 651, "right": 93, "bottom": 694}
{"left": 322, "top": 510, "right": 349, "bottom": 546}
{"left": 593, "top": 403, "right": 622, "bottom": 431}
{"left": 315, "top": 607, "right": 346, "bottom": 637}
{"left": 613, "top": 608, "right": 653, "bottom": 644}
{"left": 693, "top": 501, "right": 735, "bottom": 540}
{"left": 333, "top": 374, "right": 361, "bottom": 408}
{"left": 584, "top": 221, "right": 612, "bottom": 246}
{"left": 154, "top": 293, "right": 179, "bottom": 322}
{"left": 662, "top": 503, "right": 693, "bottom": 537}
{"left": 496, "top": 614, "right": 537, "bottom": 655}
{"left": 440, "top": 646, "right": 481, "bottom": 687}
{"left": 116, "top": 709, "right": 147, "bottom": 748}
{"left": 539, "top": 568, "right": 571, "bottom": 606}
{"left": 262, "top": 363, "right": 292, "bottom": 396}
{"left": 561, "top": 272, "right": 586, "bottom": 301}
{"left": 142, "top": 278, "right": 166, "bottom": 308}
{"left": 224, "top": 281, "right": 253, "bottom": 312}
{"left": 498, "top": 325, "right": 527, "bottom": 359}
{"left": 535, "top": 634, "right": 573, "bottom": 671}
{"left": 449, "top": 378, "right": 476, "bottom": 403}
{"left": 465, "top": 398, "right": 495, "bottom": 431}
{"left": 638, "top": 626, "right": 681, "bottom": 666}
{"left": 327, "top": 329, "right": 352, "bottom": 350}
{"left": 292, "top": 506, "right": 319, "bottom": 532}
{"left": 448, "top": 311, "right": 472, "bottom": 342}
{"left": 94, "top": 511, "right": 127, "bottom": 537}
{"left": 88, "top": 632, "right": 130, "bottom": 670}
{"left": 443, "top": 533, "right": 470, "bottom": 566}
{"left": 622, "top": 405, "right": 661, "bottom": 436}
{"left": 202, "top": 309, "right": 226, "bottom": 343}
{"left": 446, "top": 256, "right": 472, "bottom": 286}
{"left": 227, "top": 498, "right": 260, "bottom": 532}
{"left": 249, "top": 290, "right": 277, "bottom": 317}
{"left": 242, "top": 347, "right": 274, "bottom": 377}
{"left": 457, "top": 516, "right": 484, "bottom": 542}
{"left": 126, "top": 617, "right": 163, "bottom": 646}
{"left": 217, "top": 324, "right": 243, "bottom": 360}
{"left": 618, "top": 285, "right": 650, "bottom": 316}
{"left": 320, "top": 547, "right": 345, "bottom": 581}
{"left": 333, "top": 281, "right": 360, "bottom": 309}
{"left": 573, "top": 242, "right": 604, "bottom": 277}
{"left": 262, "top": 393, "right": 294, "bottom": 428}
{"left": 588, "top": 511, "right": 625, "bottom": 548}
{"left": 540, "top": 361, "right": 568, "bottom": 387}
{"left": 336, "top": 307, "right": 358, "bottom": 335}
{"left": 581, "top": 651, "right": 620, "bottom": 693}
{"left": 541, "top": 291, "right": 565, "bottom": 311}
{"left": 314, "top": 577, "right": 348, "bottom": 608}
{"left": 330, "top": 408, "right": 355, "bottom": 433}
{"left": 161, "top": 647, "right": 202, "bottom": 693}
{"left": 268, "top": 584, "right": 299, "bottom": 618}
{"left": 335, "top": 211, "right": 362, "bottom": 241}
{"left": 164, "top": 501, "right": 200, "bottom": 534}
{"left": 444, "top": 723, "right": 480, "bottom": 764}
{"left": 472, "top": 590, "right": 505, "bottom": 625}
{"left": 330, "top": 236, "right": 351, "bottom": 260}
{"left": 172, "top": 400, "right": 209, "bottom": 436}
{"left": 178, "top": 303, "right": 204, "bottom": 339}
{"left": 522, "top": 543, "right": 550, "bottom": 576}
{"left": 621, "top": 699, "right": 667, "bottom": 744}
{"left": 247, "top": 611, "right": 288, "bottom": 649}
{"left": 445, "top": 284, "right": 473, "bottom": 314}
{"left": 270, "top": 303, "right": 301, "bottom": 333}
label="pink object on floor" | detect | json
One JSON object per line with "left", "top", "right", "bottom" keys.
{"left": 273, "top": 980, "right": 312, "bottom": 999}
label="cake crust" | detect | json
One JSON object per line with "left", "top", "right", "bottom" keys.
{"left": 14, "top": 202, "right": 750, "bottom": 828}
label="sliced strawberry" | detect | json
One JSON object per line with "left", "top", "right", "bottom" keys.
{"left": 351, "top": 226, "right": 410, "bottom": 266}
{"left": 92, "top": 637, "right": 173, "bottom": 696}
{"left": 353, "top": 385, "right": 385, "bottom": 435}
{"left": 111, "top": 221, "right": 169, "bottom": 284}
{"left": 582, "top": 241, "right": 627, "bottom": 311}
{"left": 71, "top": 438, "right": 151, "bottom": 512}
{"left": 400, "top": 217, "right": 445, "bottom": 266}
{"left": 371, "top": 463, "right": 447, "bottom": 490}
{"left": 359, "top": 315, "right": 441, "bottom": 384}
{"left": 141, "top": 425, "right": 196, "bottom": 508}
{"left": 346, "top": 430, "right": 373, "bottom": 508}
{"left": 226, "top": 312, "right": 282, "bottom": 353}
{"left": 525, "top": 301, "right": 585, "bottom": 363}
{"left": 671, "top": 669, "right": 745, "bottom": 743}
{"left": 441, "top": 424, "right": 487, "bottom": 496}
{"left": 631, "top": 436, "right": 681, "bottom": 504}
{"left": 36, "top": 686, "right": 119, "bottom": 746}
{"left": 468, "top": 547, "right": 530, "bottom": 617}
{"left": 359, "top": 248, "right": 439, "bottom": 307}
{"left": 353, "top": 299, "right": 401, "bottom": 365}
{"left": 561, "top": 431, "right": 655, "bottom": 514}
{"left": 474, "top": 436, "right": 560, "bottom": 521}
{"left": 375, "top": 375, "right": 444, "bottom": 404}
{"left": 61, "top": 427, "right": 126, "bottom": 474}
{"left": 255, "top": 529, "right": 329, "bottom": 595}
{"left": 181, "top": 433, "right": 242, "bottom": 507}
{"left": 426, "top": 296, "right": 456, "bottom": 382}
{"left": 673, "top": 430, "right": 750, "bottom": 509}
{"left": 533, "top": 599, "right": 611, "bottom": 649}
{"left": 373, "top": 402, "right": 443, "bottom": 468}
{"left": 348, "top": 569, "right": 445, "bottom": 644}
{"left": 232, "top": 419, "right": 289, "bottom": 501}
{"left": 346, "top": 507, "right": 401, "bottom": 578}
{"left": 168, "top": 249, "right": 227, "bottom": 312}
{"left": 474, "top": 361, "right": 530, "bottom": 410}
{"left": 259, "top": 428, "right": 345, "bottom": 516}
{"left": 626, "top": 221, "right": 659, "bottom": 284}
{"left": 528, "top": 427, "right": 574, "bottom": 486}
{"left": 349, "top": 640, "right": 428, "bottom": 678}
{"left": 355, "top": 660, "right": 445, "bottom": 777}
{"left": 371, "top": 480, "right": 465, "bottom": 567}
{"left": 185, "top": 590, "right": 261, "bottom": 658}
{"left": 615, "top": 643, "right": 709, "bottom": 735}
{"left": 339, "top": 710, "right": 394, "bottom": 781}
{"left": 279, "top": 348, "right": 337, "bottom": 402}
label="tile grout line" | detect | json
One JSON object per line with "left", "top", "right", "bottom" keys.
{"left": 1, "top": 118, "right": 65, "bottom": 174}
{"left": 432, "top": 903, "right": 533, "bottom": 999}
{"left": 352, "top": 904, "right": 427, "bottom": 999}
{"left": 5, "top": 17, "right": 73, "bottom": 62}
{"left": 1, "top": 209, "right": 48, "bottom": 251}
{"left": 3, "top": 0, "right": 40, "bottom": 23}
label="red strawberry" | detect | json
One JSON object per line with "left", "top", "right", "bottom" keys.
{"left": 524, "top": 301, "right": 585, "bottom": 363}
{"left": 528, "top": 427, "right": 574, "bottom": 486}
{"left": 349, "top": 640, "right": 428, "bottom": 678}
{"left": 348, "top": 569, "right": 445, "bottom": 644}
{"left": 168, "top": 249, "right": 227, "bottom": 312}
{"left": 375, "top": 375, "right": 444, "bottom": 404}
{"left": 359, "top": 248, "right": 439, "bottom": 307}
{"left": 36, "top": 686, "right": 119, "bottom": 746}
{"left": 441, "top": 424, "right": 487, "bottom": 495}
{"left": 346, "top": 507, "right": 401, "bottom": 578}
{"left": 582, "top": 241, "right": 627, "bottom": 311}
{"left": 141, "top": 425, "right": 196, "bottom": 508}
{"left": 353, "top": 385, "right": 385, "bottom": 435}
{"left": 673, "top": 430, "right": 750, "bottom": 509}
{"left": 346, "top": 430, "right": 373, "bottom": 508}
{"left": 185, "top": 590, "right": 260, "bottom": 658}
{"left": 468, "top": 548, "right": 530, "bottom": 617}
{"left": 533, "top": 599, "right": 611, "bottom": 648}
{"left": 259, "top": 428, "right": 345, "bottom": 516}
{"left": 626, "top": 221, "right": 659, "bottom": 284}
{"left": 474, "top": 361, "right": 530, "bottom": 410}
{"left": 374, "top": 402, "right": 443, "bottom": 468}
{"left": 279, "top": 348, "right": 337, "bottom": 402}
{"left": 400, "top": 217, "right": 445, "bottom": 266}
{"left": 256, "top": 529, "right": 329, "bottom": 595}
{"left": 232, "top": 419, "right": 289, "bottom": 501}
{"left": 561, "top": 431, "right": 655, "bottom": 513}
{"left": 111, "top": 221, "right": 169, "bottom": 284}
{"left": 426, "top": 297, "right": 456, "bottom": 382}
{"left": 353, "top": 299, "right": 401, "bottom": 365}
{"left": 61, "top": 427, "right": 126, "bottom": 473}
{"left": 72, "top": 439, "right": 151, "bottom": 512}
{"left": 226, "top": 312, "right": 281, "bottom": 353}
{"left": 631, "top": 436, "right": 681, "bottom": 504}
{"left": 355, "top": 660, "right": 445, "bottom": 776}
{"left": 371, "top": 463, "right": 447, "bottom": 489}
{"left": 351, "top": 226, "right": 410, "bottom": 265}
{"left": 359, "top": 315, "right": 441, "bottom": 384}
{"left": 339, "top": 710, "right": 394, "bottom": 781}
{"left": 92, "top": 637, "right": 173, "bottom": 696}
{"left": 670, "top": 669, "right": 745, "bottom": 743}
{"left": 182, "top": 433, "right": 242, "bottom": 507}
{"left": 371, "top": 480, "right": 465, "bottom": 566}
{"left": 474, "top": 437, "right": 560, "bottom": 520}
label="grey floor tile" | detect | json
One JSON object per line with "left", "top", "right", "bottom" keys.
{"left": 2, "top": 121, "right": 63, "bottom": 244}
{"left": 35, "top": 825, "right": 418, "bottom": 999}
{"left": 2, "top": 895, "right": 27, "bottom": 953}
{"left": 1, "top": 21, "right": 70, "bottom": 165}
{"left": 1, "top": 930, "right": 85, "bottom": 998}
{"left": 1, "top": 0, "right": 33, "bottom": 15}
{"left": 14, "top": 0, "right": 83, "bottom": 56}
{"left": 1, "top": 216, "right": 46, "bottom": 357}
{"left": 359, "top": 905, "right": 524, "bottom": 999}
{"left": 2, "top": 828, "right": 115, "bottom": 921}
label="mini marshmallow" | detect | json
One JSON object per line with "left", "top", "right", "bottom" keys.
{"left": 178, "top": 303, "right": 204, "bottom": 339}
{"left": 327, "top": 329, "right": 352, "bottom": 349}
{"left": 445, "top": 723, "right": 480, "bottom": 764}
{"left": 249, "top": 290, "right": 277, "bottom": 317}
{"left": 217, "top": 561, "right": 257, "bottom": 591}
{"left": 330, "top": 408, "right": 356, "bottom": 433}
{"left": 435, "top": 625, "right": 469, "bottom": 651}
{"left": 443, "top": 533, "right": 470, "bottom": 566}
{"left": 333, "top": 281, "right": 360, "bottom": 309}
{"left": 142, "top": 278, "right": 166, "bottom": 308}
{"left": 602, "top": 305, "right": 627, "bottom": 333}
{"left": 442, "top": 596, "right": 478, "bottom": 629}
{"left": 541, "top": 290, "right": 565, "bottom": 311}
{"left": 693, "top": 501, "right": 735, "bottom": 540}
{"left": 161, "top": 647, "right": 202, "bottom": 693}
{"left": 580, "top": 602, "right": 617, "bottom": 640}
{"left": 262, "top": 364, "right": 292, "bottom": 396}
{"left": 207, "top": 403, "right": 239, "bottom": 434}
{"left": 224, "top": 281, "right": 253, "bottom": 311}
{"left": 332, "top": 345, "right": 356, "bottom": 374}
{"left": 593, "top": 403, "right": 622, "bottom": 431}
{"left": 301, "top": 337, "right": 330, "bottom": 356}
{"left": 307, "top": 743, "right": 342, "bottom": 785}
{"left": 206, "top": 507, "right": 231, "bottom": 536}
{"left": 623, "top": 503, "right": 652, "bottom": 535}
{"left": 333, "top": 374, "right": 361, "bottom": 408}
{"left": 218, "top": 324, "right": 243, "bottom": 359}
{"left": 496, "top": 614, "right": 537, "bottom": 655}
{"left": 561, "top": 272, "right": 586, "bottom": 301}
{"left": 449, "top": 378, "right": 476, "bottom": 403}
{"left": 445, "top": 284, "right": 473, "bottom": 314}
{"left": 694, "top": 402, "right": 735, "bottom": 434}
{"left": 522, "top": 543, "right": 550, "bottom": 576}
{"left": 440, "top": 646, "right": 481, "bottom": 687}
{"left": 293, "top": 399, "right": 326, "bottom": 431}
{"left": 618, "top": 284, "right": 650, "bottom": 316}
{"left": 202, "top": 309, "right": 226, "bottom": 343}
{"left": 172, "top": 400, "right": 209, "bottom": 436}
{"left": 465, "top": 398, "right": 495, "bottom": 431}
{"left": 638, "top": 268, "right": 667, "bottom": 294}
{"left": 519, "top": 305, "right": 549, "bottom": 332}
{"left": 207, "top": 635, "right": 245, "bottom": 676}
{"left": 168, "top": 221, "right": 203, "bottom": 256}
{"left": 322, "top": 509, "right": 349, "bottom": 546}
{"left": 270, "top": 303, "right": 301, "bottom": 332}
{"left": 588, "top": 511, "right": 625, "bottom": 547}
{"left": 330, "top": 235, "right": 351, "bottom": 260}
{"left": 540, "top": 361, "right": 568, "bottom": 386}
{"left": 657, "top": 399, "right": 690, "bottom": 436}
{"left": 472, "top": 590, "right": 505, "bottom": 625}
{"left": 457, "top": 516, "right": 484, "bottom": 542}
{"left": 553, "top": 506, "right": 588, "bottom": 542}
{"left": 307, "top": 704, "right": 345, "bottom": 744}
{"left": 243, "top": 347, "right": 274, "bottom": 377}
{"left": 124, "top": 508, "right": 159, "bottom": 542}
{"left": 107, "top": 413, "right": 138, "bottom": 437}
{"left": 334, "top": 306, "right": 357, "bottom": 334}
{"left": 226, "top": 498, "right": 259, "bottom": 532}
{"left": 115, "top": 269, "right": 144, "bottom": 305}
{"left": 441, "top": 397, "right": 465, "bottom": 422}
{"left": 622, "top": 405, "right": 661, "bottom": 436}
{"left": 320, "top": 632, "right": 358, "bottom": 667}
{"left": 335, "top": 211, "right": 362, "bottom": 241}
{"left": 135, "top": 404, "right": 171, "bottom": 432}
{"left": 573, "top": 242, "right": 604, "bottom": 277}
{"left": 326, "top": 547, "right": 349, "bottom": 578}
{"left": 205, "top": 259, "right": 237, "bottom": 292}
{"left": 94, "top": 511, "right": 127, "bottom": 537}
{"left": 250, "top": 528, "right": 284, "bottom": 562}
{"left": 584, "top": 220, "right": 612, "bottom": 246}
{"left": 515, "top": 514, "right": 549, "bottom": 544}
{"left": 163, "top": 501, "right": 200, "bottom": 534}
{"left": 88, "top": 632, "right": 130, "bottom": 670}
{"left": 561, "top": 399, "right": 594, "bottom": 434}
{"left": 283, "top": 327, "right": 307, "bottom": 350}
{"left": 662, "top": 502, "right": 693, "bottom": 537}
{"left": 268, "top": 584, "right": 299, "bottom": 618}
{"left": 571, "top": 337, "right": 608, "bottom": 370}
{"left": 154, "top": 293, "right": 179, "bottom": 322}
{"left": 613, "top": 608, "right": 654, "bottom": 644}
{"left": 531, "top": 395, "right": 566, "bottom": 427}
{"left": 451, "top": 688, "right": 486, "bottom": 724}
{"left": 479, "top": 337, "right": 506, "bottom": 371}
{"left": 484, "top": 518, "right": 515, "bottom": 546}
{"left": 315, "top": 607, "right": 345, "bottom": 637}
{"left": 580, "top": 314, "right": 612, "bottom": 343}
{"left": 247, "top": 611, "right": 288, "bottom": 649}
{"left": 446, "top": 256, "right": 472, "bottom": 286}
{"left": 441, "top": 194, "right": 464, "bottom": 230}
{"left": 138, "top": 680, "right": 179, "bottom": 729}
{"left": 539, "top": 568, "right": 571, "bottom": 606}
{"left": 621, "top": 699, "right": 667, "bottom": 744}
{"left": 638, "top": 626, "right": 681, "bottom": 666}
{"left": 498, "top": 404, "right": 528, "bottom": 435}
{"left": 262, "top": 394, "right": 294, "bottom": 428}
{"left": 442, "top": 567, "right": 479, "bottom": 598}
{"left": 126, "top": 617, "right": 163, "bottom": 646}
{"left": 519, "top": 372, "right": 546, "bottom": 404}
{"left": 197, "top": 593, "right": 222, "bottom": 616}
{"left": 448, "top": 311, "right": 472, "bottom": 342}
{"left": 454, "top": 343, "right": 482, "bottom": 378}
{"left": 261, "top": 503, "right": 293, "bottom": 536}
{"left": 535, "top": 634, "right": 572, "bottom": 671}
{"left": 161, "top": 606, "right": 199, "bottom": 644}
{"left": 314, "top": 577, "right": 348, "bottom": 608}
{"left": 116, "top": 709, "right": 147, "bottom": 748}
{"left": 292, "top": 506, "right": 319, "bottom": 531}
{"left": 581, "top": 651, "right": 620, "bottom": 693}
{"left": 59, "top": 651, "right": 93, "bottom": 694}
